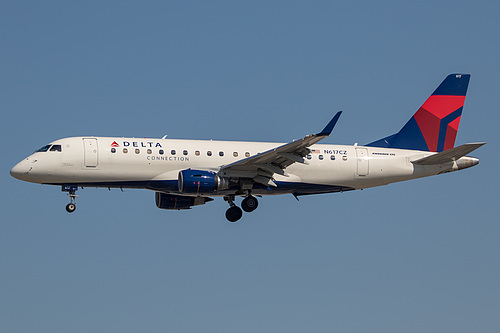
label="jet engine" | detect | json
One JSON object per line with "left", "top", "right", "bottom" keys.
{"left": 155, "top": 192, "right": 213, "bottom": 210}
{"left": 178, "top": 169, "right": 229, "bottom": 195}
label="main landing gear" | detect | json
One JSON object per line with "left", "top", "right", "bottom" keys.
{"left": 62, "top": 185, "right": 78, "bottom": 213}
{"left": 241, "top": 195, "right": 258, "bottom": 212}
{"left": 224, "top": 194, "right": 259, "bottom": 222}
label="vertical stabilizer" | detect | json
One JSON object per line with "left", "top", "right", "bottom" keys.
{"left": 367, "top": 74, "right": 470, "bottom": 152}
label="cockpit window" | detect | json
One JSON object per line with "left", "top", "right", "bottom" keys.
{"left": 35, "top": 144, "right": 63, "bottom": 153}
{"left": 36, "top": 145, "right": 51, "bottom": 152}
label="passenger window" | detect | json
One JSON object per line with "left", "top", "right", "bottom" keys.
{"left": 233, "top": 152, "right": 238, "bottom": 157}
{"left": 183, "top": 150, "right": 188, "bottom": 156}
{"left": 135, "top": 149, "right": 140, "bottom": 154}
{"left": 159, "top": 149, "right": 164, "bottom": 155}
{"left": 171, "top": 150, "right": 176, "bottom": 155}
{"left": 36, "top": 145, "right": 51, "bottom": 153}
{"left": 219, "top": 151, "right": 224, "bottom": 157}
{"left": 245, "top": 152, "right": 250, "bottom": 157}
{"left": 111, "top": 148, "right": 116, "bottom": 153}
{"left": 330, "top": 155, "right": 335, "bottom": 160}
{"left": 306, "top": 155, "right": 312, "bottom": 160}
{"left": 49, "top": 145, "right": 62, "bottom": 152}
{"left": 319, "top": 155, "right": 323, "bottom": 160}
{"left": 147, "top": 149, "right": 152, "bottom": 154}
{"left": 195, "top": 150, "right": 200, "bottom": 156}
{"left": 207, "top": 151, "right": 212, "bottom": 156}
{"left": 123, "top": 148, "right": 128, "bottom": 154}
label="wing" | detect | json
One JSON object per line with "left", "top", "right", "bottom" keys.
{"left": 219, "top": 112, "right": 342, "bottom": 187}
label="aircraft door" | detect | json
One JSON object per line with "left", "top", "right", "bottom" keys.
{"left": 356, "top": 147, "right": 369, "bottom": 176}
{"left": 83, "top": 138, "right": 98, "bottom": 167}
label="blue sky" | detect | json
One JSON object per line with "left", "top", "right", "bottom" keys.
{"left": 1, "top": 1, "right": 499, "bottom": 332}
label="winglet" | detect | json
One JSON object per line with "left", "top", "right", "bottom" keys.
{"left": 318, "top": 111, "right": 342, "bottom": 136}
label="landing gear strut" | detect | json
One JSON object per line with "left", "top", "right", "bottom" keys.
{"left": 62, "top": 185, "right": 78, "bottom": 213}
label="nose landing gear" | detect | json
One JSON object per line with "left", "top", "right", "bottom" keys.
{"left": 62, "top": 185, "right": 78, "bottom": 213}
{"left": 66, "top": 202, "right": 76, "bottom": 213}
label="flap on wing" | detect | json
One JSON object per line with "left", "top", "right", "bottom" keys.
{"left": 412, "top": 142, "right": 486, "bottom": 165}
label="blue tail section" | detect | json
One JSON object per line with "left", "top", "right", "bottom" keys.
{"left": 367, "top": 74, "right": 470, "bottom": 152}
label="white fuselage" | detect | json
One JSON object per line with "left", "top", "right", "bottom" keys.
{"left": 10, "top": 136, "right": 471, "bottom": 197}
{"left": 10, "top": 74, "right": 482, "bottom": 221}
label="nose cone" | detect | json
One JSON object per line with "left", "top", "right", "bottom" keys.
{"left": 10, "top": 159, "right": 30, "bottom": 181}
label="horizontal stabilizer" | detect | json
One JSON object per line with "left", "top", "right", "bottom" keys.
{"left": 412, "top": 142, "right": 486, "bottom": 165}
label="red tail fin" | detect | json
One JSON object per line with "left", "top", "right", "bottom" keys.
{"left": 368, "top": 74, "right": 470, "bottom": 152}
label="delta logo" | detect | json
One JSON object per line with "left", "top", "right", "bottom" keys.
{"left": 112, "top": 140, "right": 163, "bottom": 148}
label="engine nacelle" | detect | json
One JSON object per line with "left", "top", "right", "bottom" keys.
{"left": 155, "top": 192, "right": 212, "bottom": 210}
{"left": 178, "top": 169, "right": 229, "bottom": 195}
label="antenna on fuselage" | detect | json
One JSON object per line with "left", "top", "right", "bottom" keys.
{"left": 161, "top": 135, "right": 168, "bottom": 139}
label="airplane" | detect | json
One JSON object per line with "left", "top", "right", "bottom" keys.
{"left": 10, "top": 74, "right": 485, "bottom": 222}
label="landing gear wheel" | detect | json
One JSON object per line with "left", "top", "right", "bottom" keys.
{"left": 66, "top": 203, "right": 76, "bottom": 213}
{"left": 62, "top": 185, "right": 79, "bottom": 213}
{"left": 226, "top": 206, "right": 243, "bottom": 222}
{"left": 241, "top": 196, "right": 258, "bottom": 212}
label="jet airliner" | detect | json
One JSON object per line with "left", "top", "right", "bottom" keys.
{"left": 10, "top": 74, "right": 485, "bottom": 222}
